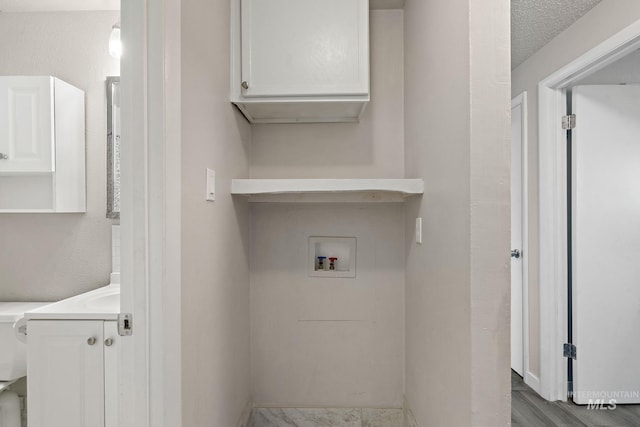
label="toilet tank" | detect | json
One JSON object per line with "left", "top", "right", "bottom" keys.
{"left": 0, "top": 303, "right": 51, "bottom": 381}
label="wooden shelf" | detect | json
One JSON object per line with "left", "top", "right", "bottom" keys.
{"left": 231, "top": 179, "right": 424, "bottom": 202}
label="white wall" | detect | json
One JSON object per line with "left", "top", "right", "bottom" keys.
{"left": 180, "top": 1, "right": 510, "bottom": 422}
{"left": 404, "top": 0, "right": 511, "bottom": 425}
{"left": 0, "top": 11, "right": 120, "bottom": 301}
{"left": 180, "top": 0, "right": 252, "bottom": 425}
{"left": 248, "top": 10, "right": 406, "bottom": 409}
{"left": 574, "top": 49, "right": 640, "bottom": 85}
{"left": 251, "top": 204, "right": 404, "bottom": 407}
{"left": 512, "top": 0, "right": 640, "bottom": 379}
{"left": 250, "top": 10, "right": 404, "bottom": 179}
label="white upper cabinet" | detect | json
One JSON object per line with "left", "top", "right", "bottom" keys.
{"left": 0, "top": 77, "right": 54, "bottom": 173}
{"left": 240, "top": 0, "right": 369, "bottom": 98}
{"left": 0, "top": 76, "right": 86, "bottom": 213}
{"left": 232, "top": 0, "right": 370, "bottom": 123}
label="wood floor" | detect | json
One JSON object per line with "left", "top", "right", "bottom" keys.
{"left": 512, "top": 371, "right": 640, "bottom": 426}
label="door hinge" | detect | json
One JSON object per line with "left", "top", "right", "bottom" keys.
{"left": 562, "top": 114, "right": 576, "bottom": 130}
{"left": 118, "top": 313, "right": 133, "bottom": 336}
{"left": 563, "top": 343, "right": 577, "bottom": 359}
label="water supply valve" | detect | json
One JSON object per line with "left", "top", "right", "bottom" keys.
{"left": 317, "top": 256, "right": 327, "bottom": 271}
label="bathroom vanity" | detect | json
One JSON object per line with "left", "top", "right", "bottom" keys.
{"left": 24, "top": 285, "right": 120, "bottom": 427}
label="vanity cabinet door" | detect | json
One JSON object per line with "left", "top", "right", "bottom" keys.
{"left": 103, "top": 321, "right": 119, "bottom": 427}
{"left": 28, "top": 320, "right": 105, "bottom": 427}
{"left": 239, "top": 0, "right": 369, "bottom": 98}
{"left": 0, "top": 76, "right": 54, "bottom": 173}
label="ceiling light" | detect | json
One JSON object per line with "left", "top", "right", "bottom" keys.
{"left": 109, "top": 24, "right": 122, "bottom": 59}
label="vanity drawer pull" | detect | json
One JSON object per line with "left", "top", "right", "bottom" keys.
{"left": 104, "top": 338, "right": 114, "bottom": 347}
{"left": 87, "top": 337, "right": 97, "bottom": 346}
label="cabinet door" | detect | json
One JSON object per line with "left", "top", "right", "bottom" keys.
{"left": 0, "top": 76, "right": 54, "bottom": 173}
{"left": 240, "top": 0, "right": 369, "bottom": 98}
{"left": 104, "top": 322, "right": 119, "bottom": 427}
{"left": 28, "top": 321, "right": 105, "bottom": 427}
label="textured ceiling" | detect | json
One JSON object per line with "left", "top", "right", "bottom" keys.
{"left": 511, "top": 0, "right": 602, "bottom": 69}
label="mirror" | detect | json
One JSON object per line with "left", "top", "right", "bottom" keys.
{"left": 107, "top": 76, "right": 120, "bottom": 219}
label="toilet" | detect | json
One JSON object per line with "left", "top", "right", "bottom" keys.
{"left": 0, "top": 302, "right": 51, "bottom": 427}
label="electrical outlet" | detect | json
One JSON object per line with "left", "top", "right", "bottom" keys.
{"left": 415, "top": 217, "right": 422, "bottom": 244}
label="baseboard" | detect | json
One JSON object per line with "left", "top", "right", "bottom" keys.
{"left": 525, "top": 371, "right": 542, "bottom": 396}
{"left": 403, "top": 396, "right": 419, "bottom": 427}
{"left": 237, "top": 400, "right": 253, "bottom": 427}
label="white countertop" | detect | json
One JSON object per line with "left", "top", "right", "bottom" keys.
{"left": 0, "top": 379, "right": 17, "bottom": 393}
{"left": 24, "top": 284, "right": 120, "bottom": 321}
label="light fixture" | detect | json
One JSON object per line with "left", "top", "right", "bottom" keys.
{"left": 109, "top": 23, "right": 122, "bottom": 59}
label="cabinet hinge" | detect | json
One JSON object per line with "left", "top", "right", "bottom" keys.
{"left": 563, "top": 343, "right": 577, "bottom": 359}
{"left": 562, "top": 114, "right": 576, "bottom": 130}
{"left": 117, "top": 313, "right": 133, "bottom": 336}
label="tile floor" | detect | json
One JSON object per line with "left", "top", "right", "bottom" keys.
{"left": 250, "top": 407, "right": 404, "bottom": 427}
{"left": 247, "top": 374, "right": 640, "bottom": 427}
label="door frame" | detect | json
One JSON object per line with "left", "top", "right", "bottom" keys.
{"left": 511, "top": 91, "right": 532, "bottom": 388}
{"left": 538, "top": 20, "right": 640, "bottom": 402}
{"left": 119, "top": 0, "right": 182, "bottom": 426}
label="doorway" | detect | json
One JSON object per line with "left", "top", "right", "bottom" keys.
{"left": 567, "top": 83, "right": 640, "bottom": 405}
{"left": 511, "top": 92, "right": 529, "bottom": 379}
{"left": 118, "top": 0, "right": 182, "bottom": 426}
{"left": 538, "top": 20, "right": 640, "bottom": 402}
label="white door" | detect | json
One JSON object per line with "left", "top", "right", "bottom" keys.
{"left": 240, "top": 0, "right": 369, "bottom": 97}
{"left": 27, "top": 320, "right": 105, "bottom": 427}
{"left": 511, "top": 95, "right": 525, "bottom": 376}
{"left": 572, "top": 84, "right": 640, "bottom": 404}
{"left": 0, "top": 76, "right": 54, "bottom": 172}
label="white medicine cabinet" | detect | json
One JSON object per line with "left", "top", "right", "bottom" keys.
{"left": 0, "top": 76, "right": 86, "bottom": 213}
{"left": 231, "top": 0, "right": 370, "bottom": 123}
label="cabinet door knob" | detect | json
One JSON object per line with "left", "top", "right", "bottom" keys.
{"left": 0, "top": 153, "right": 8, "bottom": 160}
{"left": 241, "top": 81, "right": 249, "bottom": 90}
{"left": 104, "top": 338, "right": 114, "bottom": 347}
{"left": 87, "top": 337, "right": 97, "bottom": 346}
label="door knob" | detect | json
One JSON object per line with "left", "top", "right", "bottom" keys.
{"left": 0, "top": 153, "right": 8, "bottom": 160}
{"left": 104, "top": 338, "right": 114, "bottom": 347}
{"left": 87, "top": 337, "right": 97, "bottom": 346}
{"left": 241, "top": 81, "right": 249, "bottom": 90}
{"left": 511, "top": 249, "right": 521, "bottom": 259}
